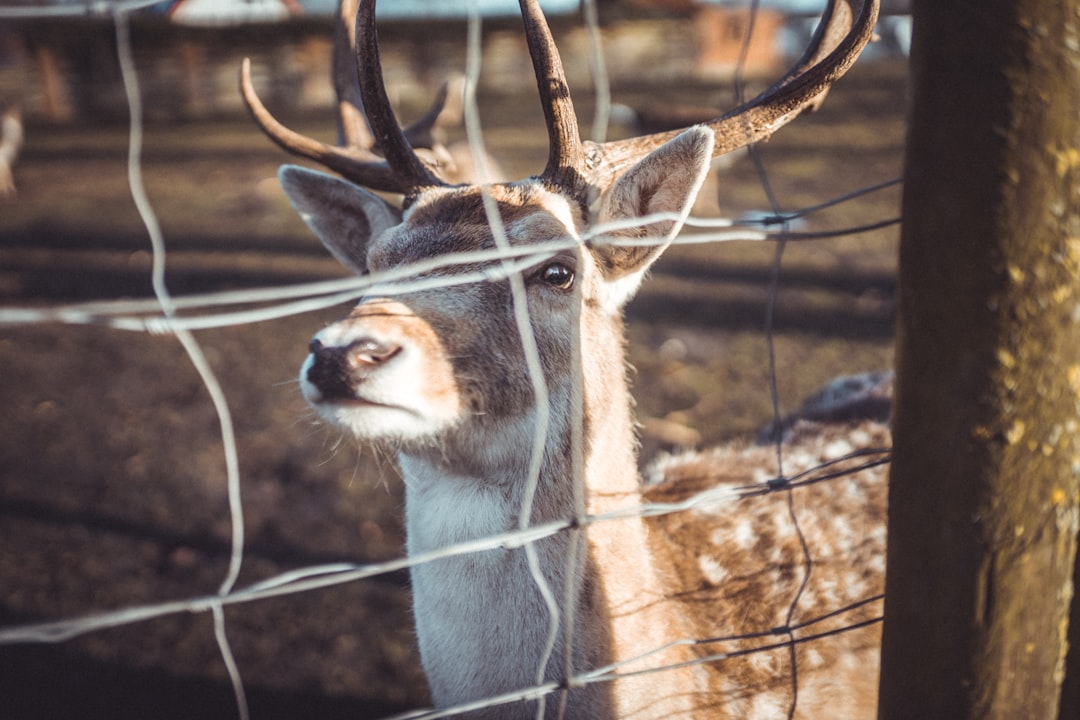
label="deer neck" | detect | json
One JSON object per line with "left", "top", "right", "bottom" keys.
{"left": 399, "top": 405, "right": 609, "bottom": 717}
{"left": 577, "top": 314, "right": 705, "bottom": 716}
{"left": 398, "top": 315, "right": 700, "bottom": 717}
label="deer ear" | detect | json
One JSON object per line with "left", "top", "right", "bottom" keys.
{"left": 278, "top": 165, "right": 402, "bottom": 275}
{"left": 593, "top": 126, "right": 715, "bottom": 305}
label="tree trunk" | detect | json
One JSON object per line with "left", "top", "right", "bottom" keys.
{"left": 879, "top": 2, "right": 1080, "bottom": 719}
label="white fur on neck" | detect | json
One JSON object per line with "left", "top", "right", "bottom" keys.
{"left": 399, "top": 454, "right": 515, "bottom": 552}
{"left": 399, "top": 452, "right": 580, "bottom": 718}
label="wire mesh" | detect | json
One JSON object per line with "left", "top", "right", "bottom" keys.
{"left": 0, "top": 1, "right": 900, "bottom": 718}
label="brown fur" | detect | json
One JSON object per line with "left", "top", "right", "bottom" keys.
{"left": 644, "top": 419, "right": 890, "bottom": 718}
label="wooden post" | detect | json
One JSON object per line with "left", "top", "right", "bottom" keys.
{"left": 879, "top": 2, "right": 1080, "bottom": 719}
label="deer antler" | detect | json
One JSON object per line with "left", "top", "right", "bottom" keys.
{"left": 353, "top": 0, "right": 445, "bottom": 193}
{"left": 518, "top": 0, "right": 587, "bottom": 193}
{"left": 520, "top": 0, "right": 880, "bottom": 197}
{"left": 331, "top": 0, "right": 375, "bottom": 151}
{"left": 240, "top": 0, "right": 448, "bottom": 194}
{"left": 247, "top": 0, "right": 876, "bottom": 201}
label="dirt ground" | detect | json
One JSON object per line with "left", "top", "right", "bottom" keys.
{"left": 0, "top": 57, "right": 905, "bottom": 719}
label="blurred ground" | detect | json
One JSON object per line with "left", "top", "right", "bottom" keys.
{"left": 0, "top": 57, "right": 905, "bottom": 719}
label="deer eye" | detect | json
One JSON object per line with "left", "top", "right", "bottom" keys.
{"left": 537, "top": 262, "right": 575, "bottom": 290}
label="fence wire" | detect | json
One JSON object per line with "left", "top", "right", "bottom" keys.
{"left": 0, "top": 2, "right": 899, "bottom": 719}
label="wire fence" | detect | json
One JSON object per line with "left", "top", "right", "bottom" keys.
{"left": 0, "top": 1, "right": 900, "bottom": 718}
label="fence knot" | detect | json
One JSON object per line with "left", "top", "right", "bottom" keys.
{"left": 767, "top": 476, "right": 791, "bottom": 491}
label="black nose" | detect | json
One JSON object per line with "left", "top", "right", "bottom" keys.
{"left": 307, "top": 337, "right": 401, "bottom": 399}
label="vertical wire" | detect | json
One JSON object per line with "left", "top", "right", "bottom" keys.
{"left": 462, "top": 6, "right": 561, "bottom": 717}
{"left": 113, "top": 7, "right": 248, "bottom": 719}
{"left": 212, "top": 604, "right": 251, "bottom": 720}
{"left": 553, "top": 0, "right": 607, "bottom": 707}
{"left": 733, "top": 0, "right": 786, "bottom": 473}
{"left": 555, "top": 239, "right": 588, "bottom": 720}
{"left": 582, "top": 0, "right": 610, "bottom": 143}
{"left": 731, "top": 2, "right": 815, "bottom": 717}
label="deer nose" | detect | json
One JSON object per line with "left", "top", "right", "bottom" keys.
{"left": 312, "top": 337, "right": 400, "bottom": 364}
{"left": 307, "top": 336, "right": 401, "bottom": 398}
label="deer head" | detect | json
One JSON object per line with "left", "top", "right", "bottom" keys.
{"left": 269, "top": 0, "right": 877, "bottom": 458}
{"left": 250, "top": 0, "right": 880, "bottom": 715}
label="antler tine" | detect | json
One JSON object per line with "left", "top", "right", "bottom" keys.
{"left": 587, "top": 0, "right": 880, "bottom": 188}
{"left": 335, "top": 0, "right": 448, "bottom": 154}
{"left": 333, "top": 0, "right": 375, "bottom": 149}
{"left": 242, "top": 0, "right": 453, "bottom": 194}
{"left": 356, "top": 0, "right": 445, "bottom": 193}
{"left": 402, "top": 81, "right": 449, "bottom": 151}
{"left": 240, "top": 57, "right": 403, "bottom": 192}
{"left": 518, "top": 0, "right": 587, "bottom": 194}
{"left": 772, "top": 0, "right": 856, "bottom": 99}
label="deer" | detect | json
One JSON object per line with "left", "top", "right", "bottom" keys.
{"left": 246, "top": 0, "right": 887, "bottom": 717}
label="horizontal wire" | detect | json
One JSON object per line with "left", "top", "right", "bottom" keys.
{"left": 0, "top": 449, "right": 888, "bottom": 647}
{"left": 380, "top": 607, "right": 887, "bottom": 720}
{"left": 0, "top": 171, "right": 899, "bottom": 332}
{"left": 739, "top": 177, "right": 903, "bottom": 226}
{"left": 0, "top": 212, "right": 899, "bottom": 331}
{"left": 0, "top": 517, "right": 571, "bottom": 645}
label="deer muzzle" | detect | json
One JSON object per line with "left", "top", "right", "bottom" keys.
{"left": 298, "top": 299, "right": 463, "bottom": 441}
